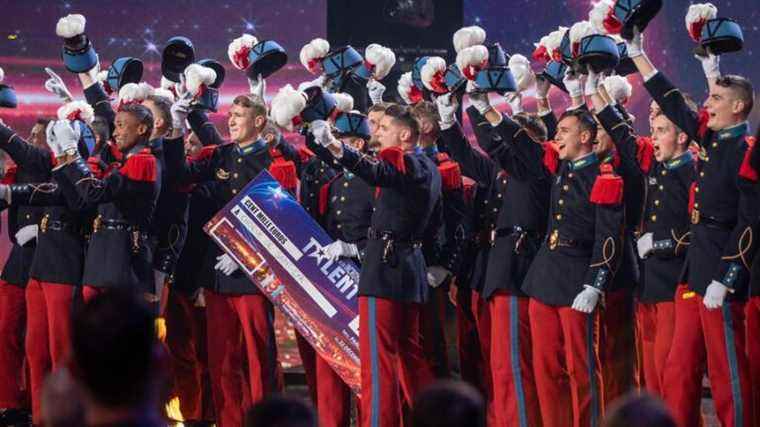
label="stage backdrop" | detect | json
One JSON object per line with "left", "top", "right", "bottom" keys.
{"left": 0, "top": 0, "right": 758, "bottom": 135}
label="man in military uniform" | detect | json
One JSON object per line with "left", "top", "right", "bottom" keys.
{"left": 411, "top": 100, "right": 469, "bottom": 379}
{"left": 440, "top": 89, "right": 550, "bottom": 427}
{"left": 522, "top": 107, "right": 625, "bottom": 427}
{"left": 309, "top": 104, "right": 438, "bottom": 427}
{"left": 168, "top": 93, "right": 282, "bottom": 427}
{"left": 0, "top": 117, "right": 50, "bottom": 426}
{"left": 629, "top": 31, "right": 759, "bottom": 427}
{"left": 436, "top": 100, "right": 513, "bottom": 425}
{"left": 589, "top": 81, "right": 695, "bottom": 397}
{"left": 0, "top": 117, "right": 91, "bottom": 425}
{"left": 299, "top": 111, "right": 375, "bottom": 427}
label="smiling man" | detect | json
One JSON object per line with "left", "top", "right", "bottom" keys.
{"left": 628, "top": 29, "right": 760, "bottom": 427}
{"left": 168, "top": 92, "right": 283, "bottom": 427}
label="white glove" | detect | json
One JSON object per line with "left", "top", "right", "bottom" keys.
{"left": 636, "top": 232, "right": 654, "bottom": 259}
{"left": 426, "top": 266, "right": 451, "bottom": 288}
{"left": 563, "top": 70, "right": 582, "bottom": 99}
{"left": 214, "top": 254, "right": 240, "bottom": 276}
{"left": 571, "top": 285, "right": 602, "bottom": 313}
{"left": 45, "top": 121, "right": 62, "bottom": 157}
{"left": 703, "top": 280, "right": 730, "bottom": 309}
{"left": 625, "top": 28, "right": 644, "bottom": 58}
{"left": 171, "top": 91, "right": 193, "bottom": 132}
{"left": 467, "top": 89, "right": 493, "bottom": 116}
{"left": 435, "top": 93, "right": 458, "bottom": 130}
{"left": 50, "top": 119, "right": 80, "bottom": 155}
{"left": 248, "top": 74, "right": 266, "bottom": 99}
{"left": 0, "top": 184, "right": 10, "bottom": 204}
{"left": 310, "top": 120, "right": 338, "bottom": 147}
{"left": 696, "top": 52, "right": 720, "bottom": 80}
{"left": 536, "top": 76, "right": 551, "bottom": 100}
{"left": 367, "top": 79, "right": 386, "bottom": 105}
{"left": 505, "top": 92, "right": 523, "bottom": 115}
{"left": 44, "top": 67, "right": 73, "bottom": 102}
{"left": 584, "top": 67, "right": 601, "bottom": 97}
{"left": 15, "top": 224, "right": 38, "bottom": 246}
{"left": 323, "top": 240, "right": 359, "bottom": 262}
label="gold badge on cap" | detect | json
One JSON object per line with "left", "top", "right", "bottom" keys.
{"left": 691, "top": 209, "right": 700, "bottom": 225}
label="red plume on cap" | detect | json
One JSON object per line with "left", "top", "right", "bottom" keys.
{"left": 542, "top": 142, "right": 559, "bottom": 175}
{"left": 685, "top": 3, "right": 718, "bottom": 42}
{"left": 589, "top": 0, "right": 622, "bottom": 35}
{"left": 421, "top": 57, "right": 449, "bottom": 94}
{"left": 636, "top": 136, "right": 654, "bottom": 174}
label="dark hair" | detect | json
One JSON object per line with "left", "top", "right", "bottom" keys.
{"left": 368, "top": 102, "right": 392, "bottom": 114}
{"left": 412, "top": 380, "right": 485, "bottom": 427}
{"left": 70, "top": 290, "right": 156, "bottom": 407}
{"left": 410, "top": 100, "right": 441, "bottom": 134}
{"left": 35, "top": 117, "right": 53, "bottom": 127}
{"left": 603, "top": 393, "right": 676, "bottom": 427}
{"left": 119, "top": 104, "right": 154, "bottom": 141}
{"left": 90, "top": 115, "right": 111, "bottom": 144}
{"left": 559, "top": 108, "right": 598, "bottom": 143}
{"left": 383, "top": 104, "right": 420, "bottom": 142}
{"left": 715, "top": 74, "right": 755, "bottom": 118}
{"left": 145, "top": 95, "right": 172, "bottom": 128}
{"left": 513, "top": 112, "right": 548, "bottom": 142}
{"left": 245, "top": 395, "right": 317, "bottom": 427}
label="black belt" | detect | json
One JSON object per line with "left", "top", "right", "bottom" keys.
{"left": 367, "top": 228, "right": 422, "bottom": 246}
{"left": 367, "top": 228, "right": 422, "bottom": 264}
{"left": 692, "top": 212, "right": 736, "bottom": 231}
{"left": 40, "top": 215, "right": 74, "bottom": 232}
{"left": 547, "top": 230, "right": 594, "bottom": 251}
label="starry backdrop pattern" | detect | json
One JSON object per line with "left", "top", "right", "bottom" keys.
{"left": 0, "top": 0, "right": 758, "bottom": 134}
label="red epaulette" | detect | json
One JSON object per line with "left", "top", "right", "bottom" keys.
{"left": 269, "top": 157, "right": 298, "bottom": 191}
{"left": 120, "top": 149, "right": 157, "bottom": 182}
{"left": 542, "top": 142, "right": 559, "bottom": 174}
{"left": 86, "top": 156, "right": 106, "bottom": 179}
{"left": 1, "top": 165, "right": 17, "bottom": 184}
{"left": 298, "top": 146, "right": 315, "bottom": 164}
{"left": 590, "top": 163, "right": 624, "bottom": 205}
{"left": 438, "top": 159, "right": 463, "bottom": 191}
{"left": 697, "top": 108, "right": 710, "bottom": 140}
{"left": 688, "top": 182, "right": 697, "bottom": 214}
{"left": 739, "top": 136, "right": 758, "bottom": 182}
{"left": 636, "top": 136, "right": 654, "bottom": 174}
{"left": 378, "top": 147, "right": 406, "bottom": 174}
{"left": 462, "top": 177, "right": 477, "bottom": 203}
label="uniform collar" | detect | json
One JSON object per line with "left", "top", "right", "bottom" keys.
{"left": 236, "top": 138, "right": 267, "bottom": 156}
{"left": 664, "top": 151, "right": 693, "bottom": 170}
{"left": 125, "top": 143, "right": 150, "bottom": 159}
{"left": 717, "top": 121, "right": 749, "bottom": 141}
{"left": 569, "top": 152, "right": 598, "bottom": 171}
{"left": 422, "top": 144, "right": 439, "bottom": 158}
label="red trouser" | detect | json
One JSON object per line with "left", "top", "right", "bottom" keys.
{"left": 635, "top": 301, "right": 675, "bottom": 396}
{"left": 296, "top": 332, "right": 351, "bottom": 427}
{"left": 420, "top": 286, "right": 449, "bottom": 377}
{"left": 489, "top": 292, "right": 541, "bottom": 427}
{"left": 165, "top": 289, "right": 212, "bottom": 422}
{"left": 600, "top": 288, "right": 636, "bottom": 406}
{"left": 529, "top": 298, "right": 603, "bottom": 427}
{"left": 25, "top": 279, "right": 75, "bottom": 424}
{"left": 745, "top": 296, "right": 760, "bottom": 427}
{"left": 662, "top": 284, "right": 752, "bottom": 427}
{"left": 0, "top": 281, "right": 26, "bottom": 409}
{"left": 205, "top": 291, "right": 283, "bottom": 427}
{"left": 359, "top": 296, "right": 434, "bottom": 427}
